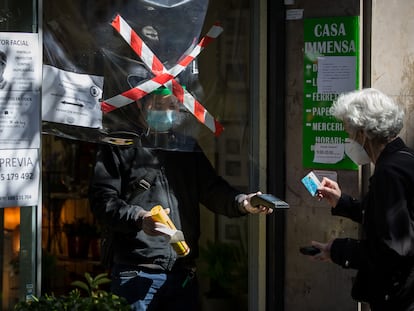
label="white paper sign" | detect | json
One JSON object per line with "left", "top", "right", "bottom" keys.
{"left": 0, "top": 32, "right": 41, "bottom": 91}
{"left": 317, "top": 56, "right": 356, "bottom": 94}
{"left": 0, "top": 149, "right": 40, "bottom": 207}
{"left": 286, "top": 9, "right": 303, "bottom": 20}
{"left": 42, "top": 65, "right": 103, "bottom": 128}
{"left": 313, "top": 170, "right": 337, "bottom": 182}
{"left": 0, "top": 33, "right": 41, "bottom": 150}
{"left": 313, "top": 142, "right": 345, "bottom": 164}
{"left": 0, "top": 91, "right": 40, "bottom": 149}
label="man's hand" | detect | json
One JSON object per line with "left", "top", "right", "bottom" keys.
{"left": 242, "top": 192, "right": 274, "bottom": 215}
{"left": 142, "top": 208, "right": 171, "bottom": 236}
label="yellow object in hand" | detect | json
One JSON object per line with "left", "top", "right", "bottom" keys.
{"left": 150, "top": 205, "right": 190, "bottom": 257}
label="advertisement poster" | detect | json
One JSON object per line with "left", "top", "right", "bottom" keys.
{"left": 0, "top": 32, "right": 40, "bottom": 149}
{"left": 303, "top": 16, "right": 359, "bottom": 170}
{"left": 0, "top": 149, "right": 40, "bottom": 207}
{"left": 0, "top": 32, "right": 40, "bottom": 92}
{"left": 0, "top": 32, "right": 41, "bottom": 207}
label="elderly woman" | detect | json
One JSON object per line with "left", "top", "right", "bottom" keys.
{"left": 312, "top": 88, "right": 414, "bottom": 310}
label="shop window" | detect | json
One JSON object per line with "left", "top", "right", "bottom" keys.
{"left": 38, "top": 0, "right": 252, "bottom": 307}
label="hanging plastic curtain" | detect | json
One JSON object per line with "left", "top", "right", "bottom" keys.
{"left": 41, "top": 0, "right": 223, "bottom": 151}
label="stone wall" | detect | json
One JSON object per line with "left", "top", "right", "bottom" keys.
{"left": 284, "top": 1, "right": 360, "bottom": 310}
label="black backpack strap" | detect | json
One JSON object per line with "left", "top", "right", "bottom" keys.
{"left": 127, "top": 169, "right": 158, "bottom": 200}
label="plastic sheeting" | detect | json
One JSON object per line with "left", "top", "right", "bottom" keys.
{"left": 42, "top": 0, "right": 251, "bottom": 154}
{"left": 42, "top": 0, "right": 214, "bottom": 150}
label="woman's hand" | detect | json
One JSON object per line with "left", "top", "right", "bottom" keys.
{"left": 317, "top": 177, "right": 341, "bottom": 207}
{"left": 309, "top": 240, "right": 334, "bottom": 262}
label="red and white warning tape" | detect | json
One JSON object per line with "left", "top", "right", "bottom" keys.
{"left": 102, "top": 14, "right": 224, "bottom": 136}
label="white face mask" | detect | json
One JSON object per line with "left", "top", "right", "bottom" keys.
{"left": 344, "top": 138, "right": 371, "bottom": 165}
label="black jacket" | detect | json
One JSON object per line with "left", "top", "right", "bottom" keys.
{"left": 89, "top": 140, "right": 244, "bottom": 271}
{"left": 330, "top": 138, "right": 414, "bottom": 310}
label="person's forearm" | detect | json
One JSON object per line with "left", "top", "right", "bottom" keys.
{"left": 331, "top": 194, "right": 363, "bottom": 223}
{"left": 330, "top": 238, "right": 364, "bottom": 269}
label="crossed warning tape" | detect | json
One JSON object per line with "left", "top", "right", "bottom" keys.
{"left": 101, "top": 14, "right": 224, "bottom": 136}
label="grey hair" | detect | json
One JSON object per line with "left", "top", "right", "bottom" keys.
{"left": 331, "top": 88, "right": 404, "bottom": 140}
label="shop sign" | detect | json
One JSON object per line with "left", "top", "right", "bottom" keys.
{"left": 303, "top": 16, "right": 359, "bottom": 170}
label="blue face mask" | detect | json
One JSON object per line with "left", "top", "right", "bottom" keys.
{"left": 146, "top": 110, "right": 178, "bottom": 132}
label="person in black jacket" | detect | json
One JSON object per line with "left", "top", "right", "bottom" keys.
{"left": 89, "top": 87, "right": 272, "bottom": 311}
{"left": 311, "top": 88, "right": 414, "bottom": 310}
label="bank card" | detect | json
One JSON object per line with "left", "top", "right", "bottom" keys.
{"left": 301, "top": 171, "right": 321, "bottom": 196}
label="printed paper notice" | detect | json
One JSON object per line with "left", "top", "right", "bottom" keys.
{"left": 317, "top": 56, "right": 356, "bottom": 94}
{"left": 0, "top": 32, "right": 41, "bottom": 149}
{"left": 0, "top": 91, "right": 40, "bottom": 149}
{"left": 0, "top": 32, "right": 41, "bottom": 91}
{"left": 313, "top": 142, "right": 345, "bottom": 164}
{"left": 42, "top": 65, "right": 103, "bottom": 128}
{"left": 0, "top": 149, "right": 40, "bottom": 207}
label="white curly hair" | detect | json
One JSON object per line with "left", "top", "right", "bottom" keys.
{"left": 332, "top": 88, "right": 404, "bottom": 141}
